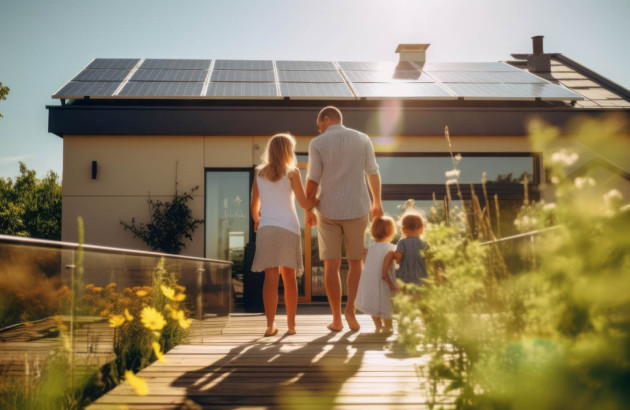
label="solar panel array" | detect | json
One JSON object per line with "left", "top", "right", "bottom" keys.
{"left": 53, "top": 58, "right": 583, "bottom": 101}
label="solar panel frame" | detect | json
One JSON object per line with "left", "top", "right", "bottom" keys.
{"left": 131, "top": 69, "right": 208, "bottom": 82}
{"left": 72, "top": 69, "right": 132, "bottom": 82}
{"left": 206, "top": 82, "right": 280, "bottom": 99}
{"left": 276, "top": 61, "right": 337, "bottom": 71}
{"left": 420, "top": 62, "right": 521, "bottom": 72}
{"left": 53, "top": 81, "right": 123, "bottom": 98}
{"left": 351, "top": 82, "right": 455, "bottom": 100}
{"left": 210, "top": 70, "right": 275, "bottom": 82}
{"left": 278, "top": 70, "right": 345, "bottom": 83}
{"left": 442, "top": 82, "right": 583, "bottom": 101}
{"left": 86, "top": 59, "right": 140, "bottom": 69}
{"left": 428, "top": 70, "right": 547, "bottom": 84}
{"left": 140, "top": 59, "right": 212, "bottom": 70}
{"left": 213, "top": 60, "right": 273, "bottom": 70}
{"left": 343, "top": 70, "right": 435, "bottom": 83}
{"left": 337, "top": 61, "right": 399, "bottom": 71}
{"left": 280, "top": 82, "right": 355, "bottom": 99}
{"left": 118, "top": 81, "right": 204, "bottom": 97}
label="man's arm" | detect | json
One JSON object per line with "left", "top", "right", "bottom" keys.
{"left": 304, "top": 179, "right": 319, "bottom": 226}
{"left": 367, "top": 172, "right": 384, "bottom": 219}
{"left": 305, "top": 140, "right": 322, "bottom": 227}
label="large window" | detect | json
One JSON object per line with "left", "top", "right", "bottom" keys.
{"left": 205, "top": 170, "right": 251, "bottom": 302}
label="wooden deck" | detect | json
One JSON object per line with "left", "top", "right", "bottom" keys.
{"left": 88, "top": 305, "right": 445, "bottom": 409}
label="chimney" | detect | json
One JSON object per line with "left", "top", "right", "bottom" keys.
{"left": 395, "top": 44, "right": 430, "bottom": 64}
{"left": 527, "top": 35, "right": 551, "bottom": 72}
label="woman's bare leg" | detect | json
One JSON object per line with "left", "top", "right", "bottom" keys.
{"left": 263, "top": 267, "right": 279, "bottom": 336}
{"left": 280, "top": 267, "right": 298, "bottom": 334}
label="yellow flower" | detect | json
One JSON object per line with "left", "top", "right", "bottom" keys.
{"left": 176, "top": 310, "right": 192, "bottom": 329}
{"left": 109, "top": 315, "right": 126, "bottom": 328}
{"left": 124, "top": 370, "right": 148, "bottom": 396}
{"left": 124, "top": 309, "right": 134, "bottom": 321}
{"left": 152, "top": 342, "right": 166, "bottom": 362}
{"left": 135, "top": 289, "right": 148, "bottom": 297}
{"left": 161, "top": 285, "right": 186, "bottom": 302}
{"left": 91, "top": 286, "right": 103, "bottom": 293}
{"left": 140, "top": 307, "right": 166, "bottom": 331}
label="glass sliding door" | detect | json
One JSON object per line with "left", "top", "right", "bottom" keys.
{"left": 205, "top": 170, "right": 251, "bottom": 304}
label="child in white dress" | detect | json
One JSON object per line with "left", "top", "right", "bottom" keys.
{"left": 355, "top": 216, "right": 398, "bottom": 332}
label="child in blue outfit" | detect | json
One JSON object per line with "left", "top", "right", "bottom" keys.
{"left": 383, "top": 212, "right": 429, "bottom": 286}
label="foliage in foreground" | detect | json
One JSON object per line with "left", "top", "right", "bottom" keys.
{"left": 394, "top": 115, "right": 630, "bottom": 409}
{"left": 121, "top": 186, "right": 204, "bottom": 254}
{"left": 0, "top": 162, "right": 62, "bottom": 240}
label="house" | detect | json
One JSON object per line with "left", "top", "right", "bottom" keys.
{"left": 47, "top": 37, "right": 630, "bottom": 303}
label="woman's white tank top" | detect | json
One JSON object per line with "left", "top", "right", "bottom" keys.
{"left": 257, "top": 172, "right": 300, "bottom": 235}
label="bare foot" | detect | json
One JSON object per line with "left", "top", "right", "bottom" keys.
{"left": 327, "top": 322, "right": 343, "bottom": 332}
{"left": 264, "top": 327, "right": 278, "bottom": 337}
{"left": 344, "top": 311, "right": 360, "bottom": 332}
{"left": 287, "top": 328, "right": 296, "bottom": 335}
{"left": 374, "top": 325, "right": 383, "bottom": 333}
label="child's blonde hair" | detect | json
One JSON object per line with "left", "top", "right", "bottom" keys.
{"left": 257, "top": 133, "right": 297, "bottom": 182}
{"left": 371, "top": 216, "right": 396, "bottom": 241}
{"left": 401, "top": 212, "right": 423, "bottom": 232}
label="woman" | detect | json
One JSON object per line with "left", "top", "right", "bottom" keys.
{"left": 250, "top": 133, "right": 318, "bottom": 336}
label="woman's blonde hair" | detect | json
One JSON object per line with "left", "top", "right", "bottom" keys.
{"left": 257, "top": 133, "right": 297, "bottom": 182}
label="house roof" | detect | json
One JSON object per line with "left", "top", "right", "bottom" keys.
{"left": 51, "top": 58, "right": 585, "bottom": 103}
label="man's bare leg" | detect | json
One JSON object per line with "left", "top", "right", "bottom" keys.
{"left": 324, "top": 258, "right": 343, "bottom": 331}
{"left": 344, "top": 258, "right": 363, "bottom": 331}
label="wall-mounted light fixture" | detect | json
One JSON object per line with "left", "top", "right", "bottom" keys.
{"left": 91, "top": 161, "right": 97, "bottom": 179}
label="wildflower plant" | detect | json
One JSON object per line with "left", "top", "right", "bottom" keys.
{"left": 394, "top": 115, "right": 630, "bottom": 409}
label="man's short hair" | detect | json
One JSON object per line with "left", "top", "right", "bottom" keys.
{"left": 317, "top": 106, "right": 342, "bottom": 123}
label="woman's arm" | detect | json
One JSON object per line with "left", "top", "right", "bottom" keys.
{"left": 289, "top": 169, "right": 318, "bottom": 210}
{"left": 382, "top": 251, "right": 397, "bottom": 292}
{"left": 250, "top": 175, "right": 261, "bottom": 232}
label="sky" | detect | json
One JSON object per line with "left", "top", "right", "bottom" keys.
{"left": 1, "top": 0, "right": 629, "bottom": 181}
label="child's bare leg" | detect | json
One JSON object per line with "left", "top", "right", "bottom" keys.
{"left": 371, "top": 316, "right": 383, "bottom": 331}
{"left": 263, "top": 268, "right": 279, "bottom": 336}
{"left": 383, "top": 319, "right": 393, "bottom": 332}
{"left": 280, "top": 267, "right": 297, "bottom": 334}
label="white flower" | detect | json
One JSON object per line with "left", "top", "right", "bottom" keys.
{"left": 445, "top": 169, "right": 461, "bottom": 179}
{"left": 481, "top": 172, "right": 487, "bottom": 184}
{"left": 603, "top": 189, "right": 623, "bottom": 207}
{"left": 454, "top": 153, "right": 462, "bottom": 164}
{"left": 551, "top": 149, "right": 579, "bottom": 167}
{"left": 446, "top": 178, "right": 458, "bottom": 185}
{"left": 551, "top": 176, "right": 560, "bottom": 184}
{"left": 574, "top": 176, "right": 596, "bottom": 189}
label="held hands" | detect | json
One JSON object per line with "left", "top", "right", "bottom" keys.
{"left": 371, "top": 202, "right": 384, "bottom": 219}
{"left": 305, "top": 210, "right": 318, "bottom": 227}
{"left": 253, "top": 220, "right": 259, "bottom": 232}
{"left": 305, "top": 197, "right": 319, "bottom": 211}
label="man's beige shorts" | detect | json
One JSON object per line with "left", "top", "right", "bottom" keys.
{"left": 317, "top": 213, "right": 369, "bottom": 261}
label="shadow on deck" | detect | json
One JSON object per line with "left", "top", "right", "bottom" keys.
{"left": 88, "top": 305, "right": 443, "bottom": 409}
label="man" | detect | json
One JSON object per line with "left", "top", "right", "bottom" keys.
{"left": 305, "top": 106, "right": 383, "bottom": 331}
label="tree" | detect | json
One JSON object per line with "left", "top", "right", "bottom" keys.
{"left": 0, "top": 81, "right": 9, "bottom": 119}
{"left": 121, "top": 186, "right": 204, "bottom": 254}
{"left": 0, "top": 162, "right": 62, "bottom": 239}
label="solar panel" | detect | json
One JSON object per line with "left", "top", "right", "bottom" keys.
{"left": 72, "top": 69, "right": 131, "bottom": 82}
{"left": 276, "top": 61, "right": 337, "bottom": 70}
{"left": 211, "top": 70, "right": 275, "bottom": 82}
{"left": 280, "top": 83, "right": 354, "bottom": 98}
{"left": 86, "top": 59, "right": 140, "bottom": 69}
{"left": 118, "top": 82, "right": 203, "bottom": 97}
{"left": 420, "top": 62, "right": 520, "bottom": 72}
{"left": 428, "top": 71, "right": 547, "bottom": 84}
{"left": 54, "top": 81, "right": 122, "bottom": 97}
{"left": 352, "top": 82, "right": 453, "bottom": 99}
{"left": 338, "top": 61, "right": 399, "bottom": 71}
{"left": 343, "top": 70, "right": 434, "bottom": 83}
{"left": 213, "top": 60, "right": 273, "bottom": 70}
{"left": 131, "top": 69, "right": 208, "bottom": 82}
{"left": 278, "top": 70, "right": 344, "bottom": 83}
{"left": 140, "top": 59, "right": 211, "bottom": 70}
{"left": 206, "top": 82, "right": 279, "bottom": 98}
{"left": 442, "top": 83, "right": 583, "bottom": 100}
